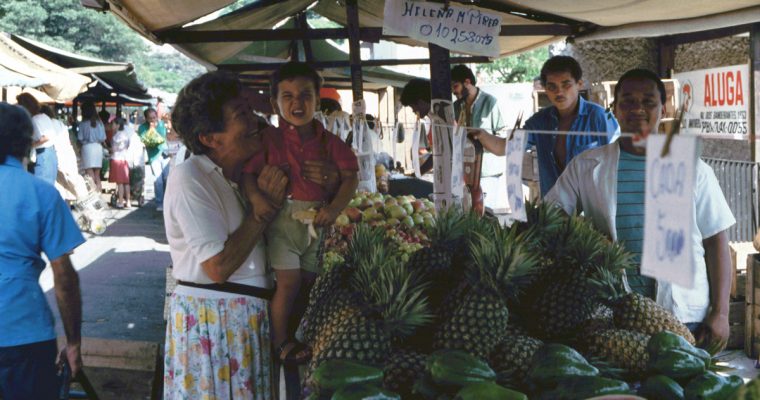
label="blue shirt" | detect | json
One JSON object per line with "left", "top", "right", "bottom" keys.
{"left": 615, "top": 149, "right": 655, "bottom": 298}
{"left": 526, "top": 96, "right": 619, "bottom": 196}
{"left": 0, "top": 157, "right": 85, "bottom": 346}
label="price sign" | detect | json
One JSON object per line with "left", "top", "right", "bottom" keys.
{"left": 641, "top": 135, "right": 698, "bottom": 289}
{"left": 505, "top": 130, "right": 527, "bottom": 221}
{"left": 383, "top": 0, "right": 501, "bottom": 57}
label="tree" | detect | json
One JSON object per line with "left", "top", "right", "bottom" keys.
{"left": 0, "top": 0, "right": 203, "bottom": 93}
{"left": 477, "top": 47, "right": 549, "bottom": 84}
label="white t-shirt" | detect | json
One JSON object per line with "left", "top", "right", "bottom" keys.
{"left": 111, "top": 129, "right": 131, "bottom": 161}
{"left": 163, "top": 154, "right": 271, "bottom": 290}
{"left": 31, "top": 114, "right": 57, "bottom": 149}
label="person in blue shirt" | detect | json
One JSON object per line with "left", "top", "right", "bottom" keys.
{"left": 471, "top": 56, "right": 619, "bottom": 197}
{"left": 0, "top": 103, "right": 85, "bottom": 398}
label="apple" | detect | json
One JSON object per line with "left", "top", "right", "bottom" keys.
{"left": 420, "top": 211, "right": 433, "bottom": 220}
{"left": 412, "top": 214, "right": 424, "bottom": 225}
{"left": 411, "top": 200, "right": 425, "bottom": 213}
{"left": 344, "top": 207, "right": 362, "bottom": 222}
{"left": 384, "top": 197, "right": 398, "bottom": 207}
{"left": 335, "top": 214, "right": 350, "bottom": 227}
{"left": 387, "top": 204, "right": 408, "bottom": 219}
{"left": 362, "top": 208, "right": 380, "bottom": 221}
{"left": 402, "top": 202, "right": 414, "bottom": 216}
{"left": 402, "top": 215, "right": 415, "bottom": 228}
{"left": 348, "top": 197, "right": 362, "bottom": 208}
{"left": 386, "top": 217, "right": 400, "bottom": 226}
{"left": 374, "top": 201, "right": 385, "bottom": 209}
{"left": 359, "top": 198, "right": 373, "bottom": 210}
{"left": 423, "top": 216, "right": 435, "bottom": 229}
{"left": 339, "top": 224, "right": 355, "bottom": 237}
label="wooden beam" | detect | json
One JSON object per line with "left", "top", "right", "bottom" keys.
{"left": 295, "top": 12, "right": 313, "bottom": 63}
{"left": 219, "top": 56, "right": 491, "bottom": 71}
{"left": 346, "top": 0, "right": 364, "bottom": 101}
{"left": 158, "top": 27, "right": 382, "bottom": 44}
{"left": 158, "top": 24, "right": 570, "bottom": 44}
{"left": 659, "top": 24, "right": 754, "bottom": 47}
{"left": 656, "top": 38, "right": 675, "bottom": 79}
{"left": 751, "top": 23, "right": 760, "bottom": 162}
{"left": 428, "top": 44, "right": 452, "bottom": 101}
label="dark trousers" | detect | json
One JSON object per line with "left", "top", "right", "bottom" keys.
{"left": 0, "top": 339, "right": 59, "bottom": 400}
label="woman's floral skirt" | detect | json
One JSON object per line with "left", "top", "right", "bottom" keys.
{"left": 164, "top": 293, "right": 274, "bottom": 399}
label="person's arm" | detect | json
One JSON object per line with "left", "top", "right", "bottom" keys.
{"left": 51, "top": 254, "right": 82, "bottom": 376}
{"left": 314, "top": 169, "right": 358, "bottom": 227}
{"left": 469, "top": 128, "right": 506, "bottom": 156}
{"left": 201, "top": 165, "right": 287, "bottom": 282}
{"left": 240, "top": 172, "right": 279, "bottom": 222}
{"left": 699, "top": 230, "right": 731, "bottom": 354}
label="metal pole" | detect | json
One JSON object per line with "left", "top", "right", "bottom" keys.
{"left": 346, "top": 0, "right": 364, "bottom": 102}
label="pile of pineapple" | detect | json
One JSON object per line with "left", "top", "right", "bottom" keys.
{"left": 300, "top": 203, "right": 700, "bottom": 398}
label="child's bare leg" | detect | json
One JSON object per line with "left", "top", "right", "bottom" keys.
{"left": 288, "top": 270, "right": 318, "bottom": 337}
{"left": 124, "top": 184, "right": 131, "bottom": 206}
{"left": 272, "top": 269, "right": 309, "bottom": 360}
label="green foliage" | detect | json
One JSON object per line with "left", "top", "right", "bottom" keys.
{"left": 0, "top": 0, "right": 203, "bottom": 93}
{"left": 477, "top": 47, "right": 549, "bottom": 84}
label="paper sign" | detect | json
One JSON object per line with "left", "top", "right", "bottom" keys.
{"left": 431, "top": 99, "right": 454, "bottom": 210}
{"left": 357, "top": 152, "right": 377, "bottom": 193}
{"left": 674, "top": 64, "right": 749, "bottom": 139}
{"left": 641, "top": 135, "right": 698, "bottom": 289}
{"left": 411, "top": 120, "right": 422, "bottom": 178}
{"left": 450, "top": 125, "right": 465, "bottom": 200}
{"left": 383, "top": 0, "right": 501, "bottom": 58}
{"left": 505, "top": 130, "right": 527, "bottom": 221}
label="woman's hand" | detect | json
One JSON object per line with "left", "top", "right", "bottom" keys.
{"left": 303, "top": 160, "right": 340, "bottom": 192}
{"left": 257, "top": 165, "right": 288, "bottom": 207}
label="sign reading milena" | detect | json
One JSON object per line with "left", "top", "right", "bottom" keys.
{"left": 383, "top": 0, "right": 502, "bottom": 58}
{"left": 674, "top": 64, "right": 749, "bottom": 139}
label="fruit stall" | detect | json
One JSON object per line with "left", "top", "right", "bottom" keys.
{"left": 299, "top": 194, "right": 760, "bottom": 399}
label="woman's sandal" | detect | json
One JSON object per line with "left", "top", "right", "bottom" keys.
{"left": 277, "top": 340, "right": 312, "bottom": 366}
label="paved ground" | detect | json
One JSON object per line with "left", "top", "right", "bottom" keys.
{"left": 42, "top": 193, "right": 169, "bottom": 343}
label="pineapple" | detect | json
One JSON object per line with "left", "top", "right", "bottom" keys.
{"left": 590, "top": 265, "right": 696, "bottom": 344}
{"left": 433, "top": 223, "right": 538, "bottom": 358}
{"left": 305, "top": 224, "right": 433, "bottom": 387}
{"left": 382, "top": 350, "right": 428, "bottom": 397}
{"left": 520, "top": 216, "right": 621, "bottom": 340}
{"left": 406, "top": 208, "right": 471, "bottom": 279}
{"left": 489, "top": 333, "right": 543, "bottom": 388}
{"left": 301, "top": 224, "right": 384, "bottom": 344}
{"left": 585, "top": 328, "right": 651, "bottom": 376}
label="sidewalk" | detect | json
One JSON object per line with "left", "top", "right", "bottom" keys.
{"left": 42, "top": 179, "right": 169, "bottom": 398}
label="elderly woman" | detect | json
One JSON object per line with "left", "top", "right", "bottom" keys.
{"left": 163, "top": 71, "right": 288, "bottom": 399}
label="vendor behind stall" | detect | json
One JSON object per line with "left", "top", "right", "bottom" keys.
{"left": 545, "top": 68, "right": 734, "bottom": 353}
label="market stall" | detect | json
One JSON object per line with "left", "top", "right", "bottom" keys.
{"left": 84, "top": 1, "right": 760, "bottom": 398}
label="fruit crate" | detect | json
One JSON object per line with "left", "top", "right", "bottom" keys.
{"left": 728, "top": 301, "right": 745, "bottom": 349}
{"left": 745, "top": 254, "right": 760, "bottom": 357}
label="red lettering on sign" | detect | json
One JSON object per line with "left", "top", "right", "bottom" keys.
{"left": 703, "top": 70, "right": 744, "bottom": 107}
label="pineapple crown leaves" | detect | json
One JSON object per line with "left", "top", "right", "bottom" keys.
{"left": 346, "top": 223, "right": 387, "bottom": 266}
{"left": 349, "top": 238, "right": 434, "bottom": 339}
{"left": 585, "top": 264, "right": 629, "bottom": 305}
{"left": 427, "top": 206, "right": 471, "bottom": 246}
{"left": 466, "top": 224, "right": 539, "bottom": 303}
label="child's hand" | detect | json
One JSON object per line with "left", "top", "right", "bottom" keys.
{"left": 314, "top": 205, "right": 340, "bottom": 227}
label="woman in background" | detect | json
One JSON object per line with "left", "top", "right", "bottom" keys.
{"left": 16, "top": 93, "right": 58, "bottom": 184}
{"left": 78, "top": 102, "right": 107, "bottom": 192}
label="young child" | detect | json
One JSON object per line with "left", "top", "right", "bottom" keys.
{"left": 242, "top": 62, "right": 359, "bottom": 365}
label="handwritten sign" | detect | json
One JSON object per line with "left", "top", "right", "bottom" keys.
{"left": 674, "top": 64, "right": 749, "bottom": 139}
{"left": 505, "top": 130, "right": 526, "bottom": 221}
{"left": 641, "top": 135, "right": 698, "bottom": 289}
{"left": 383, "top": 0, "right": 501, "bottom": 58}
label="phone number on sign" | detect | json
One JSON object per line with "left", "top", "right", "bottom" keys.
{"left": 419, "top": 22, "right": 494, "bottom": 46}
{"left": 701, "top": 120, "right": 748, "bottom": 134}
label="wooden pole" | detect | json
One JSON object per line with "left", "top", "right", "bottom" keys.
{"left": 346, "top": 0, "right": 364, "bottom": 102}
{"left": 751, "top": 23, "right": 759, "bottom": 162}
{"left": 656, "top": 38, "right": 675, "bottom": 79}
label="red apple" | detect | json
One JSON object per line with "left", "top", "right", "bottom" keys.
{"left": 344, "top": 207, "right": 362, "bottom": 222}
